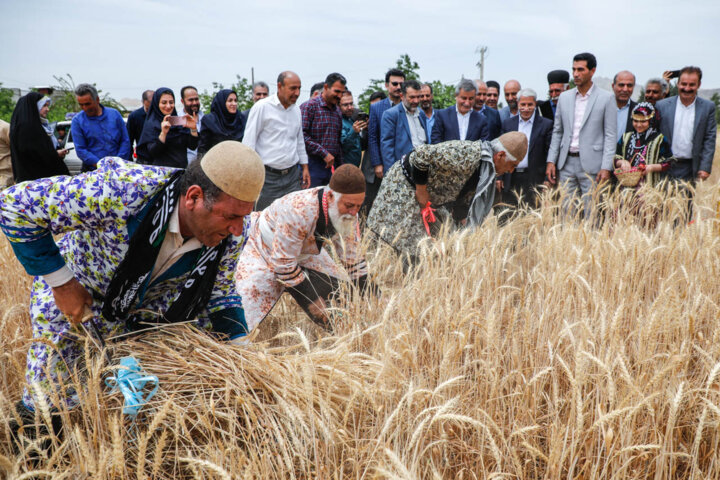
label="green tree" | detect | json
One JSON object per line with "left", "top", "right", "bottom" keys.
{"left": 428, "top": 80, "right": 455, "bottom": 110}
{"left": 200, "top": 75, "right": 253, "bottom": 114}
{"left": 0, "top": 83, "right": 15, "bottom": 122}
{"left": 357, "top": 54, "right": 453, "bottom": 112}
{"left": 712, "top": 93, "right": 720, "bottom": 123}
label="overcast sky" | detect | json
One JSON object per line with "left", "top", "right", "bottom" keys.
{"left": 2, "top": 0, "right": 718, "bottom": 106}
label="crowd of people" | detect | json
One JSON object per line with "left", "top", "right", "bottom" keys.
{"left": 1, "top": 51, "right": 716, "bottom": 458}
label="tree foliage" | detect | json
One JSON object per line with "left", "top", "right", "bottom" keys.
{"left": 199, "top": 75, "right": 254, "bottom": 114}
{"left": 712, "top": 92, "right": 720, "bottom": 123}
{"left": 0, "top": 84, "right": 15, "bottom": 122}
{"left": 356, "top": 54, "right": 456, "bottom": 112}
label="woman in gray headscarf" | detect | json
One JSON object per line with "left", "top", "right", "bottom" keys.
{"left": 366, "top": 132, "right": 527, "bottom": 257}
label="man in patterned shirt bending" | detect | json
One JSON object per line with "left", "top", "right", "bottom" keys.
{"left": 2, "top": 141, "right": 264, "bottom": 449}
{"left": 236, "top": 164, "right": 374, "bottom": 333}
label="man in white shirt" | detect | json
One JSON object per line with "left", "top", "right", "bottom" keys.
{"left": 499, "top": 88, "right": 553, "bottom": 210}
{"left": 379, "top": 79, "right": 427, "bottom": 171}
{"left": 431, "top": 79, "right": 489, "bottom": 144}
{"left": 546, "top": 52, "right": 617, "bottom": 217}
{"left": 179, "top": 86, "right": 203, "bottom": 164}
{"left": 656, "top": 66, "right": 716, "bottom": 183}
{"left": 243, "top": 71, "right": 311, "bottom": 210}
{"left": 613, "top": 71, "right": 637, "bottom": 141}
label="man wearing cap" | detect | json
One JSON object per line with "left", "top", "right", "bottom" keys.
{"left": 1, "top": 141, "right": 264, "bottom": 420}
{"left": 539, "top": 70, "right": 570, "bottom": 121}
{"left": 367, "top": 132, "right": 528, "bottom": 258}
{"left": 236, "top": 164, "right": 370, "bottom": 331}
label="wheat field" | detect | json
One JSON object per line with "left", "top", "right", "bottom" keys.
{"left": 1, "top": 153, "right": 720, "bottom": 478}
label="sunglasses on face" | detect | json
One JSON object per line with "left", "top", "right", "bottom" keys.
{"left": 390, "top": 82, "right": 403, "bottom": 87}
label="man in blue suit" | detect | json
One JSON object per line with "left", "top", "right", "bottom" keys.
{"left": 499, "top": 88, "right": 553, "bottom": 209}
{"left": 380, "top": 79, "right": 427, "bottom": 172}
{"left": 431, "top": 79, "right": 489, "bottom": 144}
{"left": 365, "top": 68, "right": 405, "bottom": 211}
{"left": 474, "top": 80, "right": 502, "bottom": 140}
{"left": 655, "top": 66, "right": 716, "bottom": 183}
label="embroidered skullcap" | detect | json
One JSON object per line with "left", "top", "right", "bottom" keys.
{"left": 631, "top": 102, "right": 655, "bottom": 121}
{"left": 200, "top": 141, "right": 265, "bottom": 202}
{"left": 329, "top": 164, "right": 366, "bottom": 194}
{"left": 547, "top": 70, "right": 570, "bottom": 84}
{"left": 497, "top": 132, "right": 528, "bottom": 163}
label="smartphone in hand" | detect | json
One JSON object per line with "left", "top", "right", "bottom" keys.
{"left": 168, "top": 116, "right": 187, "bottom": 127}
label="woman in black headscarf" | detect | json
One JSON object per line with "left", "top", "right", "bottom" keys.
{"left": 136, "top": 87, "right": 198, "bottom": 168}
{"left": 198, "top": 89, "right": 246, "bottom": 156}
{"left": 10, "top": 92, "right": 70, "bottom": 182}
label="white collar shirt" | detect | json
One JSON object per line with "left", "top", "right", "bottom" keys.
{"left": 671, "top": 96, "right": 696, "bottom": 158}
{"left": 570, "top": 84, "right": 594, "bottom": 152}
{"left": 242, "top": 94, "right": 308, "bottom": 169}
{"left": 517, "top": 114, "right": 534, "bottom": 169}
{"left": 456, "top": 109, "right": 471, "bottom": 141}
{"left": 150, "top": 205, "right": 203, "bottom": 283}
{"left": 403, "top": 105, "right": 426, "bottom": 148}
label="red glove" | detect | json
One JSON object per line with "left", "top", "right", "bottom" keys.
{"left": 421, "top": 201, "right": 436, "bottom": 236}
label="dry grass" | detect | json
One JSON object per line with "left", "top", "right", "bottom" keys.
{"left": 1, "top": 156, "right": 720, "bottom": 478}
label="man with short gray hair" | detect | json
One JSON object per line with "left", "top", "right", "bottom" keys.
{"left": 499, "top": 88, "right": 553, "bottom": 209}
{"left": 431, "top": 79, "right": 489, "bottom": 143}
{"left": 241, "top": 81, "right": 271, "bottom": 120}
{"left": 644, "top": 78, "right": 667, "bottom": 105}
{"left": 71, "top": 83, "right": 131, "bottom": 172}
{"left": 251, "top": 81, "right": 270, "bottom": 103}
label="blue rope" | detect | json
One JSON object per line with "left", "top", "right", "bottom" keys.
{"left": 105, "top": 356, "right": 159, "bottom": 418}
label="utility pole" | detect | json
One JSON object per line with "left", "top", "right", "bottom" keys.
{"left": 475, "top": 46, "right": 488, "bottom": 81}
{"left": 251, "top": 67, "right": 255, "bottom": 85}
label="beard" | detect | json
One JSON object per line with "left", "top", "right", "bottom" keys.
{"left": 328, "top": 197, "right": 357, "bottom": 238}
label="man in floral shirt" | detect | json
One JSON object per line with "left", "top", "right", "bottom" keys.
{"left": 236, "top": 164, "right": 370, "bottom": 331}
{"left": 1, "top": 142, "right": 264, "bottom": 427}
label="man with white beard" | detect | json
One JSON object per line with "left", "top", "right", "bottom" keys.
{"left": 235, "top": 164, "right": 370, "bottom": 332}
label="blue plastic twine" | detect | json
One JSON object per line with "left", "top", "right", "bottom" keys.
{"left": 105, "top": 356, "right": 159, "bottom": 417}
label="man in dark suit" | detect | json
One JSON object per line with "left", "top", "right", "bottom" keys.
{"left": 500, "top": 88, "right": 553, "bottom": 209}
{"left": 365, "top": 68, "right": 405, "bottom": 212}
{"left": 474, "top": 80, "right": 502, "bottom": 139}
{"left": 380, "top": 79, "right": 427, "bottom": 172}
{"left": 656, "top": 66, "right": 716, "bottom": 182}
{"left": 538, "top": 70, "right": 569, "bottom": 122}
{"left": 613, "top": 71, "right": 637, "bottom": 142}
{"left": 431, "top": 79, "right": 489, "bottom": 144}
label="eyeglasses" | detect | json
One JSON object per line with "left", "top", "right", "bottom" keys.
{"left": 390, "top": 82, "right": 403, "bottom": 87}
